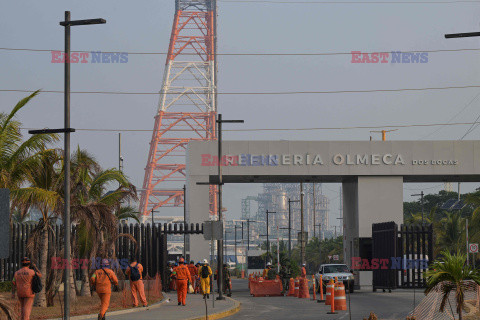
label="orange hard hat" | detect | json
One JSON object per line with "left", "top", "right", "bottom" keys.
{"left": 179, "top": 257, "right": 185, "bottom": 263}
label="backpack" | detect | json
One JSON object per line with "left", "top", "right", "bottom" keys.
{"left": 130, "top": 263, "right": 141, "bottom": 282}
{"left": 32, "top": 272, "right": 42, "bottom": 293}
{"left": 201, "top": 266, "right": 210, "bottom": 279}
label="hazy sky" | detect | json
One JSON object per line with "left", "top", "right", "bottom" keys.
{"left": 2, "top": 0, "right": 480, "bottom": 226}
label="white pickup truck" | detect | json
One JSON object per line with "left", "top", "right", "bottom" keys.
{"left": 314, "top": 263, "right": 355, "bottom": 293}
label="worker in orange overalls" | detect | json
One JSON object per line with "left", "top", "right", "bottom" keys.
{"left": 173, "top": 257, "right": 192, "bottom": 306}
{"left": 187, "top": 261, "right": 197, "bottom": 294}
{"left": 90, "top": 259, "right": 119, "bottom": 320}
{"left": 301, "top": 263, "right": 307, "bottom": 278}
{"left": 12, "top": 257, "right": 42, "bottom": 320}
{"left": 125, "top": 257, "right": 147, "bottom": 307}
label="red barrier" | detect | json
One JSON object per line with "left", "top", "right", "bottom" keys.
{"left": 298, "top": 278, "right": 310, "bottom": 299}
{"left": 287, "top": 278, "right": 295, "bottom": 296}
{"left": 249, "top": 278, "right": 283, "bottom": 297}
{"left": 294, "top": 278, "right": 300, "bottom": 297}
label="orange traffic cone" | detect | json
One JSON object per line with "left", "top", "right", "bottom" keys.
{"left": 325, "top": 279, "right": 335, "bottom": 305}
{"left": 317, "top": 275, "right": 325, "bottom": 302}
{"left": 334, "top": 283, "right": 347, "bottom": 311}
{"left": 327, "top": 280, "right": 337, "bottom": 314}
{"left": 287, "top": 278, "right": 295, "bottom": 296}
{"left": 294, "top": 278, "right": 300, "bottom": 297}
{"left": 298, "top": 278, "right": 310, "bottom": 299}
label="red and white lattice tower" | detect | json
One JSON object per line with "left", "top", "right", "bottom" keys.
{"left": 140, "top": 0, "right": 217, "bottom": 219}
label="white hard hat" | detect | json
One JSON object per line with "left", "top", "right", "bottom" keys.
{"left": 266, "top": 262, "right": 272, "bottom": 266}
{"left": 203, "top": 259, "right": 208, "bottom": 264}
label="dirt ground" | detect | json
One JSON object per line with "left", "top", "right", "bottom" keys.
{"left": 0, "top": 290, "right": 163, "bottom": 320}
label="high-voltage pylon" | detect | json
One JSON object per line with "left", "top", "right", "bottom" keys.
{"left": 140, "top": 0, "right": 218, "bottom": 218}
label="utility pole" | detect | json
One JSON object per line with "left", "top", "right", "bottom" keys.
{"left": 412, "top": 192, "right": 425, "bottom": 225}
{"left": 315, "top": 223, "right": 322, "bottom": 263}
{"left": 444, "top": 28, "right": 480, "bottom": 263}
{"left": 234, "top": 225, "right": 240, "bottom": 269}
{"left": 261, "top": 210, "right": 276, "bottom": 264}
{"left": 313, "top": 183, "right": 316, "bottom": 238}
{"left": 183, "top": 185, "right": 187, "bottom": 260}
{"left": 300, "top": 183, "right": 305, "bottom": 265}
{"left": 286, "top": 199, "right": 300, "bottom": 259}
{"left": 215, "top": 114, "right": 244, "bottom": 300}
{"left": 29, "top": 13, "right": 106, "bottom": 319}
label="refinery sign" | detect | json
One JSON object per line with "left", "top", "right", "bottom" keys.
{"left": 200, "top": 153, "right": 458, "bottom": 167}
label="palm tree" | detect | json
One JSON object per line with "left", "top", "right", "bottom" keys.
{"left": 425, "top": 250, "right": 480, "bottom": 319}
{"left": 116, "top": 205, "right": 140, "bottom": 224}
{"left": 13, "top": 149, "right": 63, "bottom": 307}
{"left": 69, "top": 149, "right": 138, "bottom": 294}
{"left": 465, "top": 191, "right": 480, "bottom": 245}
{"left": 436, "top": 211, "right": 464, "bottom": 255}
{"left": 0, "top": 90, "right": 58, "bottom": 197}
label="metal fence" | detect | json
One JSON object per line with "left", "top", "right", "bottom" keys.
{"left": 0, "top": 222, "right": 203, "bottom": 288}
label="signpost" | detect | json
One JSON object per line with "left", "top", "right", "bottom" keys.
{"left": 469, "top": 243, "right": 478, "bottom": 268}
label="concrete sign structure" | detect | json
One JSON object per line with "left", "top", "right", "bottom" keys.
{"left": 186, "top": 140, "right": 480, "bottom": 286}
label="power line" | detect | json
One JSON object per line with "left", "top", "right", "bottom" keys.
{"left": 219, "top": 0, "right": 480, "bottom": 4}
{"left": 420, "top": 91, "right": 480, "bottom": 139}
{"left": 19, "top": 121, "right": 480, "bottom": 133}
{"left": 4, "top": 85, "right": 480, "bottom": 95}
{"left": 404, "top": 184, "right": 444, "bottom": 191}
{"left": 2, "top": 47, "right": 480, "bottom": 56}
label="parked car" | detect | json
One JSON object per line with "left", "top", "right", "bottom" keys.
{"left": 314, "top": 263, "right": 355, "bottom": 293}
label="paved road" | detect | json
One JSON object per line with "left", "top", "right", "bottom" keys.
{"left": 226, "top": 279, "right": 419, "bottom": 320}
{"left": 108, "top": 290, "right": 237, "bottom": 320}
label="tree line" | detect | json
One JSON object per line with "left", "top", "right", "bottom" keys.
{"left": 2, "top": 92, "right": 140, "bottom": 307}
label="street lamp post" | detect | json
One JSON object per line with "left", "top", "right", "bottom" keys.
{"left": 286, "top": 199, "right": 300, "bottom": 259}
{"left": 300, "top": 183, "right": 305, "bottom": 265}
{"left": 234, "top": 225, "right": 240, "bottom": 269}
{"left": 215, "top": 113, "right": 244, "bottom": 300}
{"left": 29, "top": 12, "right": 105, "bottom": 319}
{"left": 264, "top": 210, "right": 275, "bottom": 263}
{"left": 444, "top": 28, "right": 480, "bottom": 267}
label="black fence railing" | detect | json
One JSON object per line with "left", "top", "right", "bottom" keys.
{"left": 1, "top": 222, "right": 203, "bottom": 288}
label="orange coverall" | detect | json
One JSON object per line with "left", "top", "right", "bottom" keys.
{"left": 173, "top": 264, "right": 192, "bottom": 305}
{"left": 187, "top": 264, "right": 197, "bottom": 294}
{"left": 126, "top": 263, "right": 147, "bottom": 307}
{"left": 90, "top": 268, "right": 119, "bottom": 318}
{"left": 13, "top": 266, "right": 42, "bottom": 320}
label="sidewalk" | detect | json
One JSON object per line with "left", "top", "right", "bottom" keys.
{"left": 51, "top": 292, "right": 239, "bottom": 320}
{"left": 108, "top": 292, "right": 239, "bottom": 320}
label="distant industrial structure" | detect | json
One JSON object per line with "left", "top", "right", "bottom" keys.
{"left": 240, "top": 183, "right": 331, "bottom": 246}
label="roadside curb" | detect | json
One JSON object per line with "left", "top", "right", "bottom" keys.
{"left": 185, "top": 297, "right": 241, "bottom": 320}
{"left": 48, "top": 294, "right": 171, "bottom": 320}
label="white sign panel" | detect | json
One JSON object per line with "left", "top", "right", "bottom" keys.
{"left": 469, "top": 243, "right": 478, "bottom": 253}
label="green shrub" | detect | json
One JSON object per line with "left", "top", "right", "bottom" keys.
{"left": 0, "top": 281, "right": 13, "bottom": 292}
